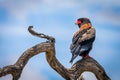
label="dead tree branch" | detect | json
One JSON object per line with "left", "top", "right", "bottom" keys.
{"left": 0, "top": 26, "right": 110, "bottom": 80}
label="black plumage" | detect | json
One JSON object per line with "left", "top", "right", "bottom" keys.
{"left": 70, "top": 18, "right": 96, "bottom": 63}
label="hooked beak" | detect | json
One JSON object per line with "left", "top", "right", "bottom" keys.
{"left": 75, "top": 22, "right": 78, "bottom": 25}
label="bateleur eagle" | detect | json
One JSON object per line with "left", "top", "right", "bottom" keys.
{"left": 69, "top": 18, "right": 96, "bottom": 63}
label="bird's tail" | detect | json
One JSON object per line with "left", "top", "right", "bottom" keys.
{"left": 69, "top": 54, "right": 78, "bottom": 64}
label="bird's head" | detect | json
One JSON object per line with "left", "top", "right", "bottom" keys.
{"left": 75, "top": 18, "right": 91, "bottom": 28}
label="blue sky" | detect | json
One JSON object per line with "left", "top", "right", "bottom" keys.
{"left": 0, "top": 0, "right": 120, "bottom": 80}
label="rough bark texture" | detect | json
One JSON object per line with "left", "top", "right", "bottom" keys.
{"left": 0, "top": 26, "right": 111, "bottom": 80}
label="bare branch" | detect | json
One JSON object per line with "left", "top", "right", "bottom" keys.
{"left": 69, "top": 58, "right": 110, "bottom": 80}
{"left": 28, "top": 26, "right": 55, "bottom": 43}
{"left": 0, "top": 26, "right": 111, "bottom": 80}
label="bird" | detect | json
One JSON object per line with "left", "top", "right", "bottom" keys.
{"left": 69, "top": 18, "right": 96, "bottom": 63}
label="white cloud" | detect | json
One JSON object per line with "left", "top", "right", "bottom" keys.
{"left": 0, "top": 0, "right": 76, "bottom": 21}
{"left": 1, "top": 0, "right": 120, "bottom": 26}
{"left": 75, "top": 0, "right": 120, "bottom": 25}
{"left": 0, "top": 26, "right": 28, "bottom": 37}
{"left": 91, "top": 10, "right": 120, "bottom": 26}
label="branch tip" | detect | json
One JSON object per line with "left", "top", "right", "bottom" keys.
{"left": 28, "top": 26, "right": 55, "bottom": 43}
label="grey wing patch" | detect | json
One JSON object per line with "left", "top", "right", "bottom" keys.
{"left": 78, "top": 27, "right": 95, "bottom": 43}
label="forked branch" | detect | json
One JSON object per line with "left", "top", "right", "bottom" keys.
{"left": 0, "top": 26, "right": 110, "bottom": 80}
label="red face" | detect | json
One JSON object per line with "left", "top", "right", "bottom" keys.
{"left": 75, "top": 20, "right": 81, "bottom": 25}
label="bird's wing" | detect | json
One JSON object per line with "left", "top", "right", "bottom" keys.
{"left": 72, "top": 29, "right": 88, "bottom": 44}
{"left": 78, "top": 27, "right": 96, "bottom": 44}
{"left": 69, "top": 44, "right": 81, "bottom": 63}
{"left": 70, "top": 27, "right": 95, "bottom": 54}
{"left": 70, "top": 28, "right": 92, "bottom": 50}
{"left": 70, "top": 29, "right": 87, "bottom": 49}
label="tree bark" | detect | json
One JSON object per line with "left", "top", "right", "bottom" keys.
{"left": 0, "top": 26, "right": 111, "bottom": 80}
